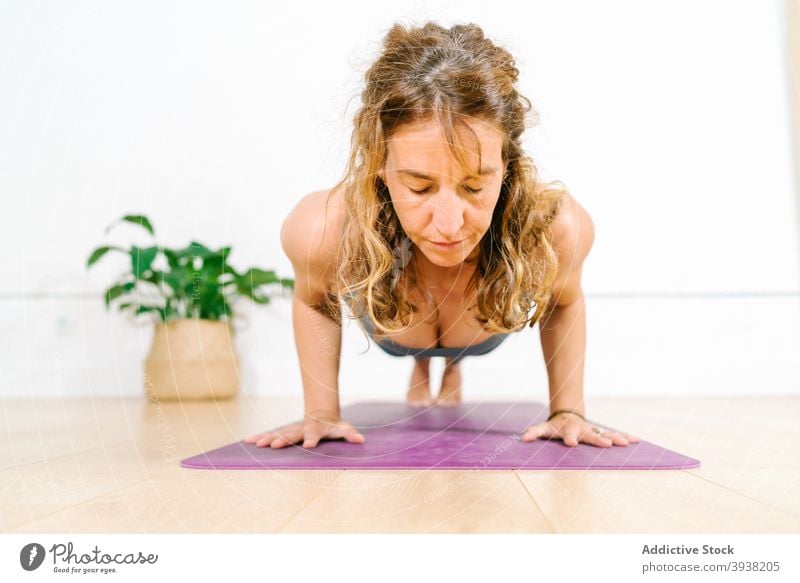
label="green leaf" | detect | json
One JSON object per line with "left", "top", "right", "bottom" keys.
{"left": 87, "top": 245, "right": 125, "bottom": 268}
{"left": 135, "top": 305, "right": 168, "bottom": 322}
{"left": 104, "top": 281, "right": 135, "bottom": 307}
{"left": 162, "top": 248, "right": 180, "bottom": 269}
{"left": 161, "top": 270, "right": 187, "bottom": 295}
{"left": 238, "top": 268, "right": 279, "bottom": 287}
{"left": 141, "top": 270, "right": 177, "bottom": 298}
{"left": 251, "top": 292, "right": 271, "bottom": 305}
{"left": 131, "top": 246, "right": 158, "bottom": 279}
{"left": 87, "top": 246, "right": 112, "bottom": 268}
{"left": 185, "top": 241, "right": 213, "bottom": 258}
{"left": 105, "top": 215, "right": 155, "bottom": 236}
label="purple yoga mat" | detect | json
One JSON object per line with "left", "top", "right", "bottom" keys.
{"left": 180, "top": 401, "right": 700, "bottom": 470}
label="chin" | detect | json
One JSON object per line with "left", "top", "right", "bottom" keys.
{"left": 424, "top": 242, "right": 476, "bottom": 265}
{"left": 426, "top": 254, "right": 464, "bottom": 267}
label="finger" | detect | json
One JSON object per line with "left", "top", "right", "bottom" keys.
{"left": 327, "top": 422, "right": 366, "bottom": 444}
{"left": 561, "top": 428, "right": 581, "bottom": 447}
{"left": 245, "top": 432, "right": 268, "bottom": 444}
{"left": 270, "top": 437, "right": 293, "bottom": 448}
{"left": 253, "top": 432, "right": 278, "bottom": 447}
{"left": 302, "top": 428, "right": 321, "bottom": 449}
{"left": 603, "top": 431, "right": 630, "bottom": 446}
{"left": 334, "top": 422, "right": 366, "bottom": 444}
{"left": 302, "top": 436, "right": 319, "bottom": 449}
{"left": 247, "top": 430, "right": 280, "bottom": 444}
{"left": 270, "top": 427, "right": 304, "bottom": 449}
{"left": 252, "top": 424, "right": 294, "bottom": 447}
{"left": 520, "top": 425, "right": 540, "bottom": 442}
{"left": 521, "top": 423, "right": 555, "bottom": 442}
{"left": 344, "top": 429, "right": 366, "bottom": 444}
{"left": 581, "top": 430, "right": 613, "bottom": 448}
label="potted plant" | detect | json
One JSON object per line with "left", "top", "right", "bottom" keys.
{"left": 87, "top": 214, "right": 294, "bottom": 401}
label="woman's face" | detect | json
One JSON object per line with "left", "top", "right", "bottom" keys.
{"left": 378, "top": 118, "right": 507, "bottom": 274}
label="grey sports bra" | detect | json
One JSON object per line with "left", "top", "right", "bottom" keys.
{"left": 341, "top": 290, "right": 511, "bottom": 360}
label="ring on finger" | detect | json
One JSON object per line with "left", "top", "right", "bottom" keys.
{"left": 591, "top": 426, "right": 604, "bottom": 434}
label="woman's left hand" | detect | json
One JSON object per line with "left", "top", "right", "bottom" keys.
{"left": 521, "top": 412, "right": 641, "bottom": 448}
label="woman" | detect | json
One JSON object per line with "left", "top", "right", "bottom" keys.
{"left": 246, "top": 21, "right": 639, "bottom": 450}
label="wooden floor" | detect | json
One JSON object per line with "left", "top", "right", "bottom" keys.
{"left": 1, "top": 395, "right": 798, "bottom": 533}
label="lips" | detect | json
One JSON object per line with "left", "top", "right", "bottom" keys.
{"left": 430, "top": 239, "right": 464, "bottom": 248}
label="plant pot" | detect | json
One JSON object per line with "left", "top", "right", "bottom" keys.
{"left": 143, "top": 318, "right": 240, "bottom": 401}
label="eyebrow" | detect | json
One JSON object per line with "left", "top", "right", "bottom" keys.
{"left": 396, "top": 167, "right": 499, "bottom": 180}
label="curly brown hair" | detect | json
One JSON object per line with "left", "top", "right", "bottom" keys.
{"left": 316, "top": 21, "right": 567, "bottom": 336}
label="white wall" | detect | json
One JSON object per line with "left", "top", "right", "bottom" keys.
{"left": 0, "top": 0, "right": 797, "bottom": 399}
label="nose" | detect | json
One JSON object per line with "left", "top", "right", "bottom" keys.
{"left": 430, "top": 190, "right": 465, "bottom": 239}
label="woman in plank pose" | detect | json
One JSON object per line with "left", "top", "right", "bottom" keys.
{"left": 246, "top": 21, "right": 639, "bottom": 450}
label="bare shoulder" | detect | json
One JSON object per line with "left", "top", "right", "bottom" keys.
{"left": 280, "top": 185, "right": 346, "bottom": 271}
{"left": 280, "top": 186, "right": 346, "bottom": 266}
{"left": 547, "top": 191, "right": 595, "bottom": 306}
{"left": 549, "top": 191, "right": 595, "bottom": 265}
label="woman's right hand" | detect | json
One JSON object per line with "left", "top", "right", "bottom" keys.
{"left": 244, "top": 411, "right": 366, "bottom": 449}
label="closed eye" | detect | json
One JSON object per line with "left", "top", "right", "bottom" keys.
{"left": 408, "top": 185, "right": 483, "bottom": 195}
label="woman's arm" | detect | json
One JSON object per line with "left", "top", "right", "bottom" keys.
{"left": 540, "top": 295, "right": 587, "bottom": 417}
{"left": 523, "top": 194, "right": 639, "bottom": 447}
{"left": 246, "top": 190, "right": 365, "bottom": 449}
{"left": 281, "top": 190, "right": 345, "bottom": 418}
{"left": 291, "top": 295, "right": 343, "bottom": 417}
{"left": 539, "top": 193, "right": 594, "bottom": 417}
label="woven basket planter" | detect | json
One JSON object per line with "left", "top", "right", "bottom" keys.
{"left": 144, "top": 319, "right": 240, "bottom": 401}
